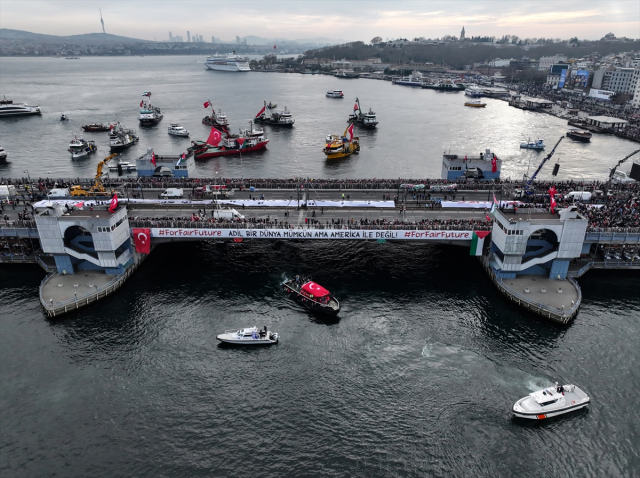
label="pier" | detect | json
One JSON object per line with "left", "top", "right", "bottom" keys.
{"left": 2, "top": 178, "right": 639, "bottom": 322}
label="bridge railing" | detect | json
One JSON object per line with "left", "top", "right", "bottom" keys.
{"left": 129, "top": 220, "right": 492, "bottom": 231}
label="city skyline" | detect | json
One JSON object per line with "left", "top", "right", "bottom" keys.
{"left": 1, "top": 0, "right": 639, "bottom": 43}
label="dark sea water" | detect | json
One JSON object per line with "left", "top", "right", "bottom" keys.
{"left": 1, "top": 57, "right": 640, "bottom": 477}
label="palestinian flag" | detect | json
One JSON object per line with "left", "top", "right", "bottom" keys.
{"left": 489, "top": 193, "right": 499, "bottom": 216}
{"left": 470, "top": 231, "right": 491, "bottom": 256}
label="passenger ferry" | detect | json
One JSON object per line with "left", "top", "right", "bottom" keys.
{"left": 204, "top": 52, "right": 251, "bottom": 71}
{"left": 0, "top": 102, "right": 42, "bottom": 117}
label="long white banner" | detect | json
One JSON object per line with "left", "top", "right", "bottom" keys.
{"left": 150, "top": 228, "right": 475, "bottom": 241}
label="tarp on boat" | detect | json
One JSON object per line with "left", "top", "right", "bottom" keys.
{"left": 301, "top": 282, "right": 330, "bottom": 298}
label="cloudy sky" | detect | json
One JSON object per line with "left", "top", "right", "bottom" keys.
{"left": 2, "top": 0, "right": 639, "bottom": 42}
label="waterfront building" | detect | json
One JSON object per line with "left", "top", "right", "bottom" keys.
{"left": 601, "top": 66, "right": 640, "bottom": 95}
{"left": 538, "top": 55, "right": 567, "bottom": 71}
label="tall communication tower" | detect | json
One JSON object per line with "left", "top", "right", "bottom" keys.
{"left": 100, "top": 8, "right": 106, "bottom": 34}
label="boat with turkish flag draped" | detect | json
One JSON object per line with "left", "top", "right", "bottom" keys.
{"left": 281, "top": 276, "right": 340, "bottom": 315}
{"left": 195, "top": 121, "right": 269, "bottom": 159}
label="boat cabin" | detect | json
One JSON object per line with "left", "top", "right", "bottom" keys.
{"left": 529, "top": 389, "right": 565, "bottom": 407}
{"left": 301, "top": 281, "right": 331, "bottom": 303}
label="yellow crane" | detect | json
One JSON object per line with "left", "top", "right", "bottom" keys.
{"left": 70, "top": 153, "right": 118, "bottom": 197}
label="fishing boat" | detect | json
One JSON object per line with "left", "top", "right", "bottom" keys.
{"left": 254, "top": 101, "right": 295, "bottom": 127}
{"left": 513, "top": 383, "right": 590, "bottom": 420}
{"left": 60, "top": 114, "right": 69, "bottom": 121}
{"left": 195, "top": 121, "right": 269, "bottom": 159}
{"left": 202, "top": 100, "right": 229, "bottom": 131}
{"left": 216, "top": 326, "right": 279, "bottom": 345}
{"left": 82, "top": 123, "right": 111, "bottom": 132}
{"left": 138, "top": 92, "right": 163, "bottom": 125}
{"left": 282, "top": 277, "right": 340, "bottom": 316}
{"left": 323, "top": 124, "right": 359, "bottom": 159}
{"left": 566, "top": 129, "right": 592, "bottom": 142}
{"left": 0, "top": 146, "right": 7, "bottom": 161}
{"left": 68, "top": 136, "right": 97, "bottom": 159}
{"left": 464, "top": 100, "right": 486, "bottom": 107}
{"left": 109, "top": 122, "right": 139, "bottom": 152}
{"left": 348, "top": 97, "right": 378, "bottom": 128}
{"left": 326, "top": 90, "right": 345, "bottom": 98}
{"left": 168, "top": 123, "right": 190, "bottom": 137}
{"left": 520, "top": 139, "right": 545, "bottom": 150}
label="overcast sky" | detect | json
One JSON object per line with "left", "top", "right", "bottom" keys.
{"left": 2, "top": 0, "right": 639, "bottom": 42}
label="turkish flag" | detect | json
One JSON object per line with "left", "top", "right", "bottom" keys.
{"left": 204, "top": 101, "right": 210, "bottom": 108}
{"left": 491, "top": 156, "right": 497, "bottom": 173}
{"left": 347, "top": 123, "right": 354, "bottom": 141}
{"left": 151, "top": 153, "right": 156, "bottom": 167}
{"left": 206, "top": 127, "right": 222, "bottom": 146}
{"left": 255, "top": 106, "right": 266, "bottom": 118}
{"left": 273, "top": 45, "right": 277, "bottom": 49}
{"left": 354, "top": 102, "right": 358, "bottom": 111}
{"left": 133, "top": 228, "right": 151, "bottom": 254}
{"left": 108, "top": 193, "right": 118, "bottom": 213}
{"left": 550, "top": 194, "right": 557, "bottom": 213}
{"left": 140, "top": 100, "right": 143, "bottom": 107}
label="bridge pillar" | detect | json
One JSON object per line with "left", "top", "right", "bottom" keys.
{"left": 549, "top": 259, "right": 570, "bottom": 279}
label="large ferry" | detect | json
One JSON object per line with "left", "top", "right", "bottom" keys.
{"left": 0, "top": 102, "right": 42, "bottom": 117}
{"left": 204, "top": 52, "right": 251, "bottom": 72}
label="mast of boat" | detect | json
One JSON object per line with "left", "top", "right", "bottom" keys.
{"left": 207, "top": 98, "right": 215, "bottom": 117}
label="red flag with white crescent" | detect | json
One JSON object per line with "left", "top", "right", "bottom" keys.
{"left": 132, "top": 228, "right": 151, "bottom": 254}
{"left": 151, "top": 153, "right": 156, "bottom": 167}
{"left": 491, "top": 155, "right": 497, "bottom": 173}
{"left": 140, "top": 100, "right": 144, "bottom": 107}
{"left": 204, "top": 101, "right": 210, "bottom": 108}
{"left": 207, "top": 127, "right": 222, "bottom": 146}
{"left": 354, "top": 102, "right": 358, "bottom": 112}
{"left": 108, "top": 193, "right": 118, "bottom": 213}
{"left": 255, "top": 106, "right": 266, "bottom": 118}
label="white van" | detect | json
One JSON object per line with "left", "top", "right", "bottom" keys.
{"left": 48, "top": 188, "right": 71, "bottom": 198}
{"left": 213, "top": 208, "right": 244, "bottom": 220}
{"left": 565, "top": 191, "right": 592, "bottom": 202}
{"left": 159, "top": 188, "right": 183, "bottom": 199}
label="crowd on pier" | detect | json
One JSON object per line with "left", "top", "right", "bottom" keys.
{"left": 504, "top": 80, "right": 640, "bottom": 142}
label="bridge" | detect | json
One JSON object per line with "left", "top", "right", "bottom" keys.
{"left": 2, "top": 182, "right": 639, "bottom": 322}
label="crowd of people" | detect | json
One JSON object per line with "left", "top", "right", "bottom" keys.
{"left": 503, "top": 80, "right": 640, "bottom": 142}
{"left": 129, "top": 215, "right": 493, "bottom": 231}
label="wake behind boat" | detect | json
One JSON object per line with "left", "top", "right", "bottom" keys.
{"left": 282, "top": 276, "right": 340, "bottom": 315}
{"left": 513, "top": 383, "right": 590, "bottom": 420}
{"left": 216, "top": 326, "right": 278, "bottom": 345}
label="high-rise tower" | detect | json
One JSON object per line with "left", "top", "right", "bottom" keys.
{"left": 460, "top": 26, "right": 465, "bottom": 41}
{"left": 100, "top": 8, "right": 106, "bottom": 34}
{"left": 187, "top": 31, "right": 191, "bottom": 43}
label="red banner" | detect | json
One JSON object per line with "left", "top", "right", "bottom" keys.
{"left": 133, "top": 228, "right": 151, "bottom": 254}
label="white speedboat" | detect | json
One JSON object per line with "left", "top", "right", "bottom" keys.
{"left": 107, "top": 161, "right": 137, "bottom": 172}
{"left": 520, "top": 139, "right": 545, "bottom": 150}
{"left": 216, "top": 326, "right": 279, "bottom": 345}
{"left": 513, "top": 383, "right": 590, "bottom": 420}
{"left": 168, "top": 123, "right": 190, "bottom": 137}
{"left": 68, "top": 136, "right": 97, "bottom": 159}
{"left": 326, "top": 90, "right": 344, "bottom": 98}
{"left": 60, "top": 114, "right": 69, "bottom": 121}
{"left": 204, "top": 52, "right": 251, "bottom": 71}
{"left": 0, "top": 146, "right": 7, "bottom": 160}
{"left": 0, "top": 103, "right": 42, "bottom": 117}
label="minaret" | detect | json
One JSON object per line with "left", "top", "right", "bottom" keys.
{"left": 100, "top": 8, "right": 106, "bottom": 34}
{"left": 460, "top": 26, "right": 465, "bottom": 41}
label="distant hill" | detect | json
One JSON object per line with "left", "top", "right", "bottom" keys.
{"left": 237, "top": 35, "right": 342, "bottom": 46}
{"left": 0, "top": 29, "right": 148, "bottom": 44}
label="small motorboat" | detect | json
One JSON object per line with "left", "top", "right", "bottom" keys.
{"left": 326, "top": 90, "right": 344, "bottom": 98}
{"left": 566, "top": 129, "right": 592, "bottom": 142}
{"left": 216, "top": 326, "right": 279, "bottom": 345}
{"left": 168, "top": 123, "right": 190, "bottom": 137}
{"left": 282, "top": 276, "right": 340, "bottom": 315}
{"left": 60, "top": 114, "right": 69, "bottom": 121}
{"left": 520, "top": 139, "right": 545, "bottom": 150}
{"left": 0, "top": 146, "right": 7, "bottom": 160}
{"left": 464, "top": 100, "right": 486, "bottom": 107}
{"left": 68, "top": 136, "right": 97, "bottom": 159}
{"left": 513, "top": 383, "right": 590, "bottom": 420}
